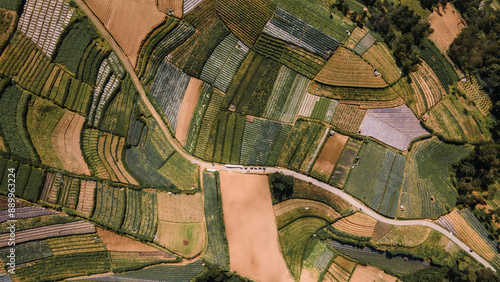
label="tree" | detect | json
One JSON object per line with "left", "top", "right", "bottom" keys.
{"left": 269, "top": 172, "right": 294, "bottom": 201}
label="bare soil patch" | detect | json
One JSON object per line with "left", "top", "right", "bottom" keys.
{"left": 51, "top": 111, "right": 91, "bottom": 175}
{"left": 349, "top": 265, "right": 397, "bottom": 282}
{"left": 428, "top": 3, "right": 465, "bottom": 52}
{"left": 83, "top": 0, "right": 165, "bottom": 66}
{"left": 312, "top": 133, "right": 349, "bottom": 175}
{"left": 219, "top": 171, "right": 293, "bottom": 282}
{"left": 157, "top": 0, "right": 183, "bottom": 17}
{"left": 176, "top": 78, "right": 203, "bottom": 146}
{"left": 97, "top": 227, "right": 163, "bottom": 252}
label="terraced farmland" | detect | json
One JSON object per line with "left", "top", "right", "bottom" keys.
{"left": 399, "top": 138, "right": 473, "bottom": 219}
{"left": 409, "top": 60, "right": 447, "bottom": 115}
{"left": 425, "top": 96, "right": 486, "bottom": 143}
{"left": 362, "top": 43, "right": 401, "bottom": 84}
{"left": 457, "top": 75, "right": 493, "bottom": 116}
{"left": 329, "top": 138, "right": 363, "bottom": 188}
{"left": 315, "top": 47, "right": 387, "bottom": 88}
{"left": 329, "top": 103, "right": 366, "bottom": 133}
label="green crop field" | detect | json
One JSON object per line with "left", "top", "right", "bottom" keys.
{"left": 202, "top": 171, "right": 230, "bottom": 268}
{"left": 137, "top": 190, "right": 158, "bottom": 240}
{"left": 116, "top": 260, "right": 204, "bottom": 281}
{"left": 329, "top": 138, "right": 363, "bottom": 188}
{"left": 91, "top": 183, "right": 126, "bottom": 230}
{"left": 279, "top": 217, "right": 328, "bottom": 280}
{"left": 345, "top": 142, "right": 405, "bottom": 218}
{"left": 0, "top": 240, "right": 52, "bottom": 265}
{"left": 121, "top": 188, "right": 142, "bottom": 234}
{"left": 399, "top": 138, "right": 473, "bottom": 219}
{"left": 420, "top": 39, "right": 460, "bottom": 93}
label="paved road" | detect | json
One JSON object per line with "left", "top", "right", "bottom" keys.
{"left": 76, "top": 0, "right": 495, "bottom": 271}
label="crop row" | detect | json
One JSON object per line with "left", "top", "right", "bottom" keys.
{"left": 41, "top": 172, "right": 80, "bottom": 209}
{"left": 91, "top": 183, "right": 125, "bottom": 230}
{"left": 0, "top": 157, "right": 44, "bottom": 202}
{"left": 116, "top": 260, "right": 204, "bottom": 281}
{"left": 202, "top": 171, "right": 230, "bottom": 267}
{"left": 266, "top": 124, "right": 293, "bottom": 166}
{"left": 17, "top": 0, "right": 74, "bottom": 57}
{"left": 330, "top": 103, "right": 366, "bottom": 133}
{"left": 142, "top": 22, "right": 195, "bottom": 85}
{"left": 184, "top": 84, "right": 213, "bottom": 153}
{"left": 315, "top": 47, "right": 388, "bottom": 88}
{"left": 264, "top": 66, "right": 310, "bottom": 123}
{"left": 362, "top": 43, "right": 401, "bottom": 84}
{"left": 216, "top": 0, "right": 274, "bottom": 47}
{"left": 409, "top": 60, "right": 447, "bottom": 115}
{"left": 344, "top": 26, "right": 369, "bottom": 50}
{"left": 310, "top": 97, "right": 338, "bottom": 123}
{"left": 0, "top": 86, "right": 40, "bottom": 163}
{"left": 353, "top": 32, "right": 376, "bottom": 56}
{"left": 420, "top": 39, "right": 459, "bottom": 92}
{"left": 329, "top": 138, "right": 363, "bottom": 188}
{"left": 158, "top": 152, "right": 199, "bottom": 190}
{"left": 193, "top": 89, "right": 224, "bottom": 158}
{"left": 240, "top": 118, "right": 264, "bottom": 164}
{"left": 457, "top": 75, "right": 492, "bottom": 115}
{"left": 77, "top": 40, "right": 108, "bottom": 85}
{"left": 149, "top": 61, "right": 190, "bottom": 131}
{"left": 47, "top": 233, "right": 107, "bottom": 255}
{"left": 300, "top": 127, "right": 330, "bottom": 174}
{"left": 274, "top": 199, "right": 340, "bottom": 229}
{"left": 246, "top": 120, "right": 282, "bottom": 165}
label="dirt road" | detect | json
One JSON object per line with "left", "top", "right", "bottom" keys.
{"left": 75, "top": 0, "right": 495, "bottom": 272}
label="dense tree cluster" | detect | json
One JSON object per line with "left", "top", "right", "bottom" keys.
{"left": 448, "top": 0, "right": 500, "bottom": 97}
{"left": 356, "top": 0, "right": 433, "bottom": 74}
{"left": 269, "top": 172, "right": 294, "bottom": 201}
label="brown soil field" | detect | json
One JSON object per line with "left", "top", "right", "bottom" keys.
{"left": 349, "top": 265, "right": 397, "bottom": 282}
{"left": 334, "top": 256, "right": 356, "bottom": 273}
{"left": 219, "top": 171, "right": 293, "bottom": 282}
{"left": 0, "top": 136, "right": 5, "bottom": 152}
{"left": 97, "top": 227, "right": 163, "bottom": 252}
{"left": 155, "top": 221, "right": 206, "bottom": 258}
{"left": 312, "top": 133, "right": 349, "bottom": 176}
{"left": 157, "top": 0, "right": 183, "bottom": 17}
{"left": 157, "top": 192, "right": 204, "bottom": 223}
{"left": 51, "top": 111, "right": 91, "bottom": 175}
{"left": 83, "top": 0, "right": 165, "bottom": 66}
{"left": 428, "top": 3, "right": 465, "bottom": 52}
{"left": 175, "top": 78, "right": 204, "bottom": 146}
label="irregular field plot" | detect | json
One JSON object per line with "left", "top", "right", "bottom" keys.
{"left": 311, "top": 133, "right": 349, "bottom": 182}
{"left": 83, "top": 0, "right": 165, "bottom": 66}
{"left": 428, "top": 3, "right": 465, "bottom": 52}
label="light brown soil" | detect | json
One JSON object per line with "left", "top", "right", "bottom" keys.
{"left": 312, "top": 133, "right": 349, "bottom": 175}
{"left": 219, "top": 171, "right": 293, "bottom": 282}
{"left": 157, "top": 191, "right": 204, "bottom": 223}
{"left": 51, "top": 111, "right": 91, "bottom": 175}
{"left": 83, "top": 0, "right": 165, "bottom": 67}
{"left": 157, "top": 0, "right": 183, "bottom": 17}
{"left": 428, "top": 3, "right": 465, "bottom": 52}
{"left": 97, "top": 227, "right": 162, "bottom": 252}
{"left": 349, "top": 265, "right": 397, "bottom": 282}
{"left": 175, "top": 78, "right": 204, "bottom": 146}
{"left": 155, "top": 221, "right": 206, "bottom": 258}
{"left": 334, "top": 256, "right": 356, "bottom": 273}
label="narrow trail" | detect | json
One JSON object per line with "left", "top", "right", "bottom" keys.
{"left": 75, "top": 0, "right": 495, "bottom": 272}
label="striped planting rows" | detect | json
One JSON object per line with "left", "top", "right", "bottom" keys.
{"left": 353, "top": 32, "right": 376, "bottom": 56}
{"left": 0, "top": 221, "right": 94, "bottom": 247}
{"left": 263, "top": 66, "right": 310, "bottom": 123}
{"left": 149, "top": 61, "right": 190, "bottom": 131}
{"left": 18, "top": 0, "right": 74, "bottom": 57}
{"left": 76, "top": 180, "right": 96, "bottom": 216}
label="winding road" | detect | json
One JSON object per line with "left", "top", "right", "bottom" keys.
{"left": 75, "top": 0, "right": 496, "bottom": 272}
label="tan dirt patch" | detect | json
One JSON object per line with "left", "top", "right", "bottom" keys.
{"left": 83, "top": 0, "right": 165, "bottom": 67}
{"left": 428, "top": 3, "right": 466, "bottom": 52}
{"left": 312, "top": 133, "right": 349, "bottom": 176}
{"left": 97, "top": 227, "right": 161, "bottom": 252}
{"left": 157, "top": 0, "right": 183, "bottom": 17}
{"left": 349, "top": 265, "right": 398, "bottom": 282}
{"left": 51, "top": 111, "right": 91, "bottom": 175}
{"left": 219, "top": 171, "right": 293, "bottom": 282}
{"left": 332, "top": 212, "right": 378, "bottom": 237}
{"left": 157, "top": 191, "right": 204, "bottom": 223}
{"left": 175, "top": 78, "right": 204, "bottom": 146}
{"left": 334, "top": 256, "right": 356, "bottom": 273}
{"left": 155, "top": 221, "right": 206, "bottom": 258}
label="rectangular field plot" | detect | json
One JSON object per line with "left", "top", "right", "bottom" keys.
{"left": 399, "top": 138, "right": 472, "bottom": 219}
{"left": 202, "top": 171, "right": 230, "bottom": 267}
{"left": 301, "top": 238, "right": 337, "bottom": 282}
{"left": 246, "top": 120, "right": 283, "bottom": 165}
{"left": 298, "top": 93, "right": 338, "bottom": 123}
{"left": 91, "top": 183, "right": 126, "bottom": 230}
{"left": 276, "top": 119, "right": 328, "bottom": 171}
{"left": 203, "top": 111, "right": 246, "bottom": 164}
{"left": 330, "top": 103, "right": 366, "bottom": 134}
{"left": 344, "top": 142, "right": 405, "bottom": 218}
{"left": 263, "top": 66, "right": 310, "bottom": 123}
{"left": 149, "top": 60, "right": 190, "bottom": 131}
{"left": 358, "top": 105, "right": 429, "bottom": 151}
